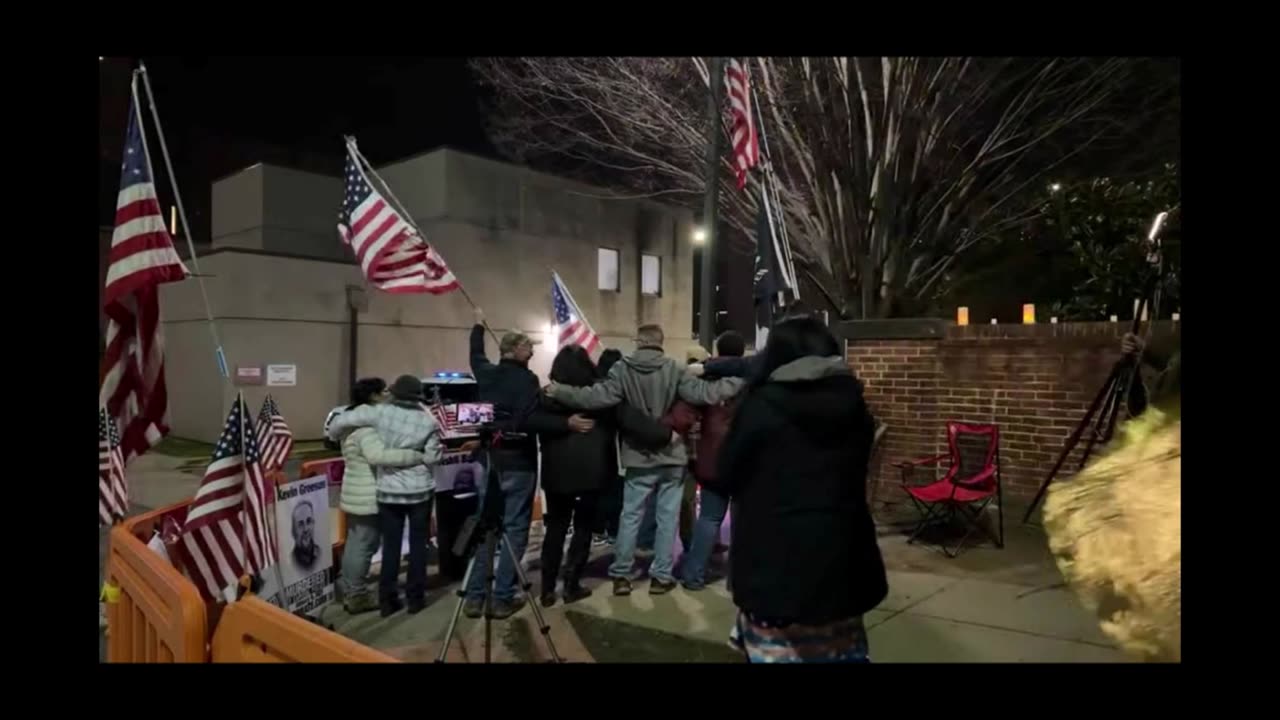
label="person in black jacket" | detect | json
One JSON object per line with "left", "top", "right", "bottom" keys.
{"left": 712, "top": 315, "right": 887, "bottom": 663}
{"left": 462, "top": 308, "right": 594, "bottom": 620}
{"left": 537, "top": 345, "right": 613, "bottom": 607}
{"left": 592, "top": 349, "right": 626, "bottom": 544}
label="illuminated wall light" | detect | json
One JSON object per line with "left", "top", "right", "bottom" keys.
{"left": 1171, "top": 312, "right": 1181, "bottom": 322}
{"left": 1109, "top": 315, "right": 1119, "bottom": 322}
{"left": 990, "top": 318, "right": 998, "bottom": 325}
{"left": 1050, "top": 317, "right": 1059, "bottom": 324}
{"left": 1022, "top": 304, "right": 1036, "bottom": 324}
{"left": 956, "top": 307, "right": 969, "bottom": 326}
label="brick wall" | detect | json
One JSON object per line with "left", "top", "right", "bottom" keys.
{"left": 845, "top": 321, "right": 1179, "bottom": 504}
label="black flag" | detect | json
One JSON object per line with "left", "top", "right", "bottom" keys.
{"left": 753, "top": 203, "right": 780, "bottom": 350}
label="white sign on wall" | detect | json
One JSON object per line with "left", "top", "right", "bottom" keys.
{"left": 267, "top": 364, "right": 297, "bottom": 386}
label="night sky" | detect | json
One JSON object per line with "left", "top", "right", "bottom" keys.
{"left": 98, "top": 57, "right": 495, "bottom": 243}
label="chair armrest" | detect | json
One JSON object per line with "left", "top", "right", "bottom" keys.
{"left": 893, "top": 454, "right": 949, "bottom": 469}
{"left": 896, "top": 454, "right": 950, "bottom": 487}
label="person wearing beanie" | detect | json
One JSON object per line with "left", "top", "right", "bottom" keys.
{"left": 462, "top": 308, "right": 589, "bottom": 620}
{"left": 327, "top": 373, "right": 442, "bottom": 617}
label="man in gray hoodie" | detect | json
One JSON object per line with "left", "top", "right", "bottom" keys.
{"left": 547, "top": 324, "right": 743, "bottom": 596}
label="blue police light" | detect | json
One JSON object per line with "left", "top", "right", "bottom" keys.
{"left": 435, "top": 372, "right": 447, "bottom": 378}
{"left": 451, "top": 372, "right": 461, "bottom": 378}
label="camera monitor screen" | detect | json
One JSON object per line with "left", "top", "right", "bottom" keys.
{"left": 455, "top": 402, "right": 495, "bottom": 426}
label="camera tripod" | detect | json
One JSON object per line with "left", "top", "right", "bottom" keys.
{"left": 1022, "top": 210, "right": 1172, "bottom": 525}
{"left": 436, "top": 430, "right": 561, "bottom": 663}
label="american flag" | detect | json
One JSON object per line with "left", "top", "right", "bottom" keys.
{"left": 178, "top": 395, "right": 276, "bottom": 602}
{"left": 99, "top": 407, "right": 127, "bottom": 527}
{"left": 338, "top": 143, "right": 459, "bottom": 295}
{"left": 100, "top": 78, "right": 190, "bottom": 466}
{"left": 552, "top": 271, "right": 601, "bottom": 358}
{"left": 724, "top": 58, "right": 760, "bottom": 190}
{"left": 256, "top": 394, "right": 294, "bottom": 473}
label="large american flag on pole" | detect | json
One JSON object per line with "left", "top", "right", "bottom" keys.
{"left": 552, "top": 271, "right": 601, "bottom": 358}
{"left": 100, "top": 76, "right": 190, "bottom": 467}
{"left": 338, "top": 142, "right": 459, "bottom": 295}
{"left": 178, "top": 395, "right": 276, "bottom": 602}
{"left": 99, "top": 407, "right": 128, "bottom": 526}
{"left": 725, "top": 58, "right": 760, "bottom": 190}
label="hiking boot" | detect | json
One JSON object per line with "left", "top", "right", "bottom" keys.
{"left": 344, "top": 594, "right": 379, "bottom": 615}
{"left": 487, "top": 596, "right": 527, "bottom": 620}
{"left": 650, "top": 578, "right": 677, "bottom": 595}
{"left": 563, "top": 584, "right": 592, "bottom": 604}
{"left": 463, "top": 597, "right": 484, "bottom": 619}
{"left": 612, "top": 577, "right": 633, "bottom": 596}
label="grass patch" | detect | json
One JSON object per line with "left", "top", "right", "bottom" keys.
{"left": 163, "top": 438, "right": 339, "bottom": 473}
{"left": 565, "top": 611, "right": 744, "bottom": 664}
{"left": 154, "top": 436, "right": 215, "bottom": 458}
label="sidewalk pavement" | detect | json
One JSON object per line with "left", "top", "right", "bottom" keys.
{"left": 101, "top": 460, "right": 1127, "bottom": 664}
{"left": 321, "top": 513, "right": 1128, "bottom": 663}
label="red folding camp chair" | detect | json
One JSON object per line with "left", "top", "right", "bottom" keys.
{"left": 896, "top": 422, "right": 1004, "bottom": 558}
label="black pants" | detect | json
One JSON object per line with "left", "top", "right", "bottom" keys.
{"left": 542, "top": 490, "right": 599, "bottom": 590}
{"left": 594, "top": 473, "right": 623, "bottom": 538}
{"left": 378, "top": 499, "right": 432, "bottom": 604}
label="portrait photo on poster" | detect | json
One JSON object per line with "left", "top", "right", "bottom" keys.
{"left": 270, "top": 476, "right": 334, "bottom": 616}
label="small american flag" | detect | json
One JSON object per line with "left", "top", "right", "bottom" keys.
{"left": 99, "top": 407, "right": 127, "bottom": 527}
{"left": 100, "top": 77, "right": 189, "bottom": 467}
{"left": 724, "top": 58, "right": 760, "bottom": 190}
{"left": 552, "top": 271, "right": 601, "bottom": 358}
{"left": 256, "top": 394, "right": 294, "bottom": 473}
{"left": 338, "top": 143, "right": 459, "bottom": 295}
{"left": 178, "top": 395, "right": 276, "bottom": 602}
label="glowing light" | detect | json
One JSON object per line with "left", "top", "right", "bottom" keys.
{"left": 1050, "top": 182, "right": 1062, "bottom": 193}
{"left": 956, "top": 307, "right": 969, "bottom": 326}
{"left": 692, "top": 228, "right": 707, "bottom": 244}
{"left": 1022, "top": 304, "right": 1036, "bottom": 324}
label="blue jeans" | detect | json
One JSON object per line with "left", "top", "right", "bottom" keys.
{"left": 465, "top": 469, "right": 535, "bottom": 604}
{"left": 339, "top": 513, "right": 381, "bottom": 601}
{"left": 611, "top": 466, "right": 684, "bottom": 582}
{"left": 681, "top": 487, "right": 729, "bottom": 588}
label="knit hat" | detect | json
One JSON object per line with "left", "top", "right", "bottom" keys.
{"left": 500, "top": 332, "right": 533, "bottom": 356}
{"left": 389, "top": 374, "right": 423, "bottom": 400}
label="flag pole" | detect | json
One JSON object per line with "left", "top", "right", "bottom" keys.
{"left": 699, "top": 57, "right": 725, "bottom": 350}
{"left": 343, "top": 137, "right": 500, "bottom": 347}
{"left": 135, "top": 64, "right": 231, "bottom": 385}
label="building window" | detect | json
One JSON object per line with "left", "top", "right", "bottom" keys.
{"left": 597, "top": 248, "right": 620, "bottom": 291}
{"left": 642, "top": 254, "right": 662, "bottom": 297}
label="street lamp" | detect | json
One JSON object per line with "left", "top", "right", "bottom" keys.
{"left": 692, "top": 227, "right": 707, "bottom": 244}
{"left": 1049, "top": 182, "right": 1062, "bottom": 193}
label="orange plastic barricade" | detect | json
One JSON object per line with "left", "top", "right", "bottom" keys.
{"left": 211, "top": 595, "right": 398, "bottom": 663}
{"left": 105, "top": 500, "right": 208, "bottom": 663}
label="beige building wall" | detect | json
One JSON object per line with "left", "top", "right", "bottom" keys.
{"left": 160, "top": 149, "right": 699, "bottom": 442}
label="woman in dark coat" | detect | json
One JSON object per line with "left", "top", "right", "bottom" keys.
{"left": 538, "top": 345, "right": 614, "bottom": 606}
{"left": 711, "top": 316, "right": 887, "bottom": 663}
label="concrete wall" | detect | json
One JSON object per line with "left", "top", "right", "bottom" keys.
{"left": 841, "top": 320, "right": 1180, "bottom": 503}
{"left": 161, "top": 149, "right": 698, "bottom": 442}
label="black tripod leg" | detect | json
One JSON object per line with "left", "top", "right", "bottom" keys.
{"left": 435, "top": 551, "right": 480, "bottom": 663}
{"left": 482, "top": 530, "right": 498, "bottom": 664}
{"left": 1022, "top": 365, "right": 1121, "bottom": 525}
{"left": 500, "top": 529, "right": 563, "bottom": 663}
